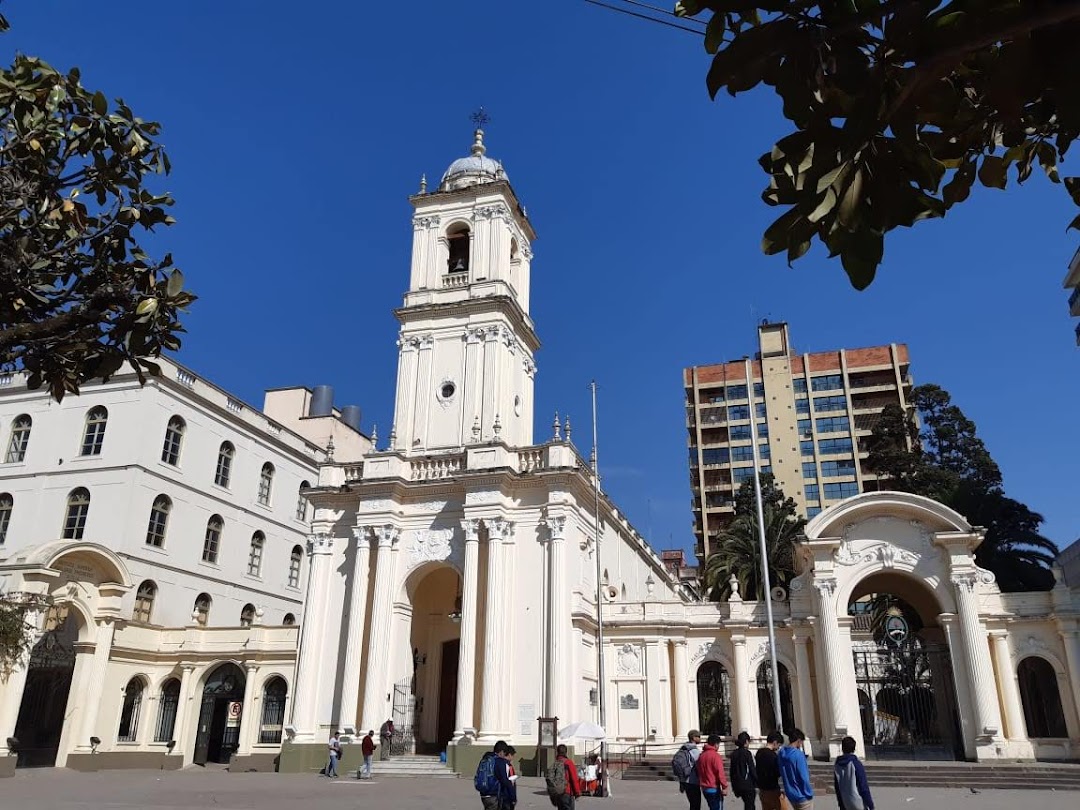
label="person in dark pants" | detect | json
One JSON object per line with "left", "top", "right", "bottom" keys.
{"left": 756, "top": 733, "right": 785, "bottom": 810}
{"left": 675, "top": 730, "right": 704, "bottom": 810}
{"left": 730, "top": 732, "right": 758, "bottom": 810}
{"left": 696, "top": 733, "right": 729, "bottom": 810}
{"left": 551, "top": 744, "right": 582, "bottom": 810}
{"left": 833, "top": 737, "right": 874, "bottom": 810}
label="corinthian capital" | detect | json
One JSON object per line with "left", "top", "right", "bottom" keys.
{"left": 460, "top": 518, "right": 482, "bottom": 543}
{"left": 951, "top": 570, "right": 979, "bottom": 593}
{"left": 812, "top": 577, "right": 837, "bottom": 598}
{"left": 485, "top": 516, "right": 515, "bottom": 542}
{"left": 352, "top": 526, "right": 372, "bottom": 547}
{"left": 375, "top": 524, "right": 401, "bottom": 548}
{"left": 308, "top": 531, "right": 335, "bottom": 555}
{"left": 541, "top": 512, "right": 567, "bottom": 542}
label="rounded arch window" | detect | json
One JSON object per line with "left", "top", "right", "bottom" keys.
{"left": 5, "top": 414, "right": 32, "bottom": 463}
{"left": 63, "top": 487, "right": 91, "bottom": 540}
{"left": 259, "top": 676, "right": 288, "bottom": 744}
{"left": 257, "top": 462, "right": 275, "bottom": 505}
{"left": 1018, "top": 656, "right": 1068, "bottom": 738}
{"left": 155, "top": 678, "right": 181, "bottom": 742}
{"left": 510, "top": 237, "right": 520, "bottom": 262}
{"left": 282, "top": 613, "right": 296, "bottom": 626}
{"left": 696, "top": 661, "right": 732, "bottom": 737}
{"left": 161, "top": 416, "right": 186, "bottom": 465}
{"left": 193, "top": 593, "right": 212, "bottom": 626}
{"left": 117, "top": 677, "right": 146, "bottom": 741}
{"left": 81, "top": 406, "right": 108, "bottom": 456}
{"left": 133, "top": 580, "right": 157, "bottom": 623}
{"left": 446, "top": 223, "right": 470, "bottom": 273}
{"left": 240, "top": 603, "right": 256, "bottom": 628}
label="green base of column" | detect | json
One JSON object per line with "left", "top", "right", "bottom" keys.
{"left": 278, "top": 741, "right": 365, "bottom": 774}
{"left": 448, "top": 743, "right": 574, "bottom": 778}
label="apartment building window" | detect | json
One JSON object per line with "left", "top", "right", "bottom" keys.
{"left": 821, "top": 459, "right": 857, "bottom": 478}
{"left": 759, "top": 444, "right": 771, "bottom": 460}
{"left": 0, "top": 493, "right": 12, "bottom": 544}
{"left": 5, "top": 414, "right": 32, "bottom": 462}
{"left": 288, "top": 545, "right": 303, "bottom": 588}
{"left": 730, "top": 424, "right": 752, "bottom": 441}
{"left": 755, "top": 402, "right": 767, "bottom": 419}
{"left": 161, "top": 416, "right": 186, "bottom": 465}
{"left": 689, "top": 448, "right": 700, "bottom": 467}
{"left": 732, "top": 445, "right": 755, "bottom": 463}
{"left": 753, "top": 382, "right": 765, "bottom": 398}
{"left": 214, "top": 442, "right": 234, "bottom": 488}
{"left": 811, "top": 374, "right": 844, "bottom": 392}
{"left": 819, "top": 437, "right": 854, "bottom": 455}
{"left": 760, "top": 464, "right": 772, "bottom": 476}
{"left": 133, "top": 580, "right": 156, "bottom": 623}
{"left": 795, "top": 399, "right": 810, "bottom": 415}
{"left": 816, "top": 415, "right": 850, "bottom": 434}
{"left": 734, "top": 467, "right": 754, "bottom": 484}
{"left": 145, "top": 495, "right": 172, "bottom": 547}
{"left": 248, "top": 532, "right": 264, "bottom": 577}
{"left": 804, "top": 484, "right": 820, "bottom": 502}
{"left": 797, "top": 419, "right": 812, "bottom": 438}
{"left": 257, "top": 462, "right": 274, "bottom": 505}
{"left": 813, "top": 395, "right": 847, "bottom": 413}
{"left": 824, "top": 482, "right": 859, "bottom": 500}
{"left": 193, "top": 593, "right": 212, "bottom": 626}
{"left": 240, "top": 603, "right": 256, "bottom": 628}
{"left": 793, "top": 378, "right": 807, "bottom": 394}
{"left": 800, "top": 441, "right": 814, "bottom": 457}
{"left": 757, "top": 422, "right": 769, "bottom": 439}
{"left": 202, "top": 515, "right": 223, "bottom": 563}
{"left": 704, "top": 390, "right": 725, "bottom": 404}
{"left": 63, "top": 487, "right": 90, "bottom": 539}
{"left": 728, "top": 404, "right": 750, "bottom": 421}
{"left": 807, "top": 506, "right": 822, "bottom": 518}
{"left": 726, "top": 384, "right": 748, "bottom": 401}
{"left": 295, "top": 481, "right": 310, "bottom": 521}
{"left": 80, "top": 406, "right": 108, "bottom": 456}
{"left": 802, "top": 462, "right": 817, "bottom": 480}
{"left": 702, "top": 448, "right": 729, "bottom": 466}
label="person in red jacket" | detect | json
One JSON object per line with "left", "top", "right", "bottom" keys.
{"left": 360, "top": 730, "right": 376, "bottom": 779}
{"left": 551, "top": 744, "right": 583, "bottom": 810}
{"left": 697, "top": 734, "right": 730, "bottom": 810}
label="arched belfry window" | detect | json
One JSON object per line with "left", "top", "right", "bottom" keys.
{"left": 447, "top": 223, "right": 470, "bottom": 274}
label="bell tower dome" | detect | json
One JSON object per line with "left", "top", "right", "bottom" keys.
{"left": 391, "top": 126, "right": 538, "bottom": 454}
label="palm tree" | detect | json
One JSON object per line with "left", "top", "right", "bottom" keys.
{"left": 703, "top": 506, "right": 801, "bottom": 601}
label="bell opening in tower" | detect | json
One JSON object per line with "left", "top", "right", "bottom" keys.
{"left": 447, "top": 224, "right": 470, "bottom": 274}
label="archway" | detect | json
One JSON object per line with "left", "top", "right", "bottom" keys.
{"left": 12, "top": 603, "right": 80, "bottom": 768}
{"left": 193, "top": 663, "right": 246, "bottom": 766}
{"left": 400, "top": 564, "right": 462, "bottom": 755}
{"left": 847, "top": 572, "right": 962, "bottom": 760}
{"left": 756, "top": 661, "right": 795, "bottom": 735}
{"left": 1017, "top": 657, "right": 1068, "bottom": 738}
{"left": 696, "top": 661, "right": 732, "bottom": 736}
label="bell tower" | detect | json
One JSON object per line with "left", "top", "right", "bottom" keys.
{"left": 390, "top": 126, "right": 538, "bottom": 453}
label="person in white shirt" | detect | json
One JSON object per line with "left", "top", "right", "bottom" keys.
{"left": 326, "top": 730, "right": 342, "bottom": 778}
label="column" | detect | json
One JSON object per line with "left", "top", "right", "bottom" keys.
{"left": 338, "top": 527, "right": 373, "bottom": 732}
{"left": 731, "top": 635, "right": 752, "bottom": 734}
{"left": 952, "top": 571, "right": 1003, "bottom": 739}
{"left": 479, "top": 517, "right": 512, "bottom": 738}
{"left": 360, "top": 525, "right": 400, "bottom": 733}
{"left": 454, "top": 519, "right": 482, "bottom": 737}
{"left": 1057, "top": 624, "right": 1080, "bottom": 737}
{"left": 989, "top": 630, "right": 1026, "bottom": 741}
{"left": 72, "top": 618, "right": 117, "bottom": 750}
{"left": 546, "top": 514, "right": 568, "bottom": 722}
{"left": 672, "top": 639, "right": 692, "bottom": 738}
{"left": 175, "top": 664, "right": 196, "bottom": 762}
{"left": 289, "top": 532, "right": 336, "bottom": 738}
{"left": 237, "top": 663, "right": 260, "bottom": 755}
{"left": 481, "top": 329, "right": 500, "bottom": 437}
{"left": 394, "top": 337, "right": 420, "bottom": 451}
{"left": 461, "top": 329, "right": 484, "bottom": 445}
{"left": 414, "top": 335, "right": 435, "bottom": 449}
{"left": 812, "top": 577, "right": 849, "bottom": 736}
{"left": 793, "top": 629, "right": 818, "bottom": 739}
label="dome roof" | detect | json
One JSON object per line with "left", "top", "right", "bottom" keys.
{"left": 439, "top": 129, "right": 508, "bottom": 191}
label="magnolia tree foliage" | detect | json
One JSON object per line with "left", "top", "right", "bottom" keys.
{"left": 675, "top": 1, "right": 1080, "bottom": 288}
{"left": 0, "top": 12, "right": 193, "bottom": 400}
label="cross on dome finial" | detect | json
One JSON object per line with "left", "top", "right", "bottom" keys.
{"left": 469, "top": 107, "right": 490, "bottom": 157}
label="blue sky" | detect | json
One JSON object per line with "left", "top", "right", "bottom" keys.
{"left": 8, "top": 1, "right": 1078, "bottom": 556}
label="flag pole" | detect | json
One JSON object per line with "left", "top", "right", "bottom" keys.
{"left": 745, "top": 357, "right": 784, "bottom": 734}
{"left": 589, "top": 380, "right": 610, "bottom": 797}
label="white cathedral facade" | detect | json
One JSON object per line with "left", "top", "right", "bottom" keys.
{"left": 281, "top": 130, "right": 1080, "bottom": 774}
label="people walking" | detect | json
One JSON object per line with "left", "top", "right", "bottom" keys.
{"left": 697, "top": 733, "right": 729, "bottom": 810}
{"left": 361, "top": 729, "right": 376, "bottom": 779}
{"left": 546, "top": 743, "right": 583, "bottom": 810}
{"left": 833, "top": 737, "right": 874, "bottom": 810}
{"left": 777, "top": 729, "right": 814, "bottom": 810}
{"left": 326, "top": 730, "right": 341, "bottom": 778}
{"left": 475, "top": 741, "right": 516, "bottom": 810}
{"left": 755, "top": 732, "right": 784, "bottom": 810}
{"left": 503, "top": 746, "right": 519, "bottom": 810}
{"left": 730, "top": 732, "right": 758, "bottom": 810}
{"left": 379, "top": 719, "right": 394, "bottom": 760}
{"left": 673, "top": 730, "right": 704, "bottom": 810}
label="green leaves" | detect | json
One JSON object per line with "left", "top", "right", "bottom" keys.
{"left": 679, "top": 1, "right": 1080, "bottom": 288}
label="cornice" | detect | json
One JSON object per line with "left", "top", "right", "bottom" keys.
{"left": 394, "top": 296, "right": 540, "bottom": 352}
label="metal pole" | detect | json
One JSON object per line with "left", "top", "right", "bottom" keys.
{"left": 590, "top": 380, "right": 609, "bottom": 797}
{"left": 745, "top": 358, "right": 784, "bottom": 734}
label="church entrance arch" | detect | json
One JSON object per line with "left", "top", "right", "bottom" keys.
{"left": 847, "top": 572, "right": 962, "bottom": 761}
{"left": 193, "top": 663, "right": 246, "bottom": 766}
{"left": 400, "top": 564, "right": 461, "bottom": 755}
{"left": 13, "top": 603, "right": 80, "bottom": 768}
{"left": 696, "top": 661, "right": 732, "bottom": 737}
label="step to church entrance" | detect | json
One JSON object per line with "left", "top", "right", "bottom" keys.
{"left": 356, "top": 754, "right": 456, "bottom": 778}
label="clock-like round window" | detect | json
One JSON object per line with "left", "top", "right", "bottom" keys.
{"left": 440, "top": 382, "right": 456, "bottom": 400}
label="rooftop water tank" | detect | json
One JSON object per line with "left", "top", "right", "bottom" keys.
{"left": 340, "top": 405, "right": 362, "bottom": 432}
{"left": 310, "top": 385, "right": 334, "bottom": 417}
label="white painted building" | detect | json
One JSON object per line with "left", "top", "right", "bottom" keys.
{"left": 0, "top": 360, "right": 371, "bottom": 773}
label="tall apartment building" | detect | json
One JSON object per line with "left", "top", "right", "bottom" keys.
{"left": 685, "top": 322, "right": 912, "bottom": 563}
{"left": 1065, "top": 247, "right": 1080, "bottom": 346}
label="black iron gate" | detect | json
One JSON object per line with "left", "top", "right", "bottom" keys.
{"left": 391, "top": 677, "right": 416, "bottom": 756}
{"left": 852, "top": 641, "right": 961, "bottom": 760}
{"left": 13, "top": 606, "right": 77, "bottom": 768}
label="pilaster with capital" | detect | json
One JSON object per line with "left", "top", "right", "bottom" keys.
{"left": 813, "top": 577, "right": 850, "bottom": 738}
{"left": 338, "top": 526, "right": 373, "bottom": 731}
{"left": 290, "top": 531, "right": 337, "bottom": 738}
{"left": 394, "top": 335, "right": 421, "bottom": 451}
{"left": 454, "top": 519, "right": 482, "bottom": 737}
{"left": 479, "top": 517, "right": 514, "bottom": 738}
{"left": 671, "top": 639, "right": 692, "bottom": 737}
{"left": 237, "top": 662, "right": 260, "bottom": 754}
{"left": 731, "top": 634, "right": 752, "bottom": 733}
{"left": 988, "top": 630, "right": 1026, "bottom": 742}
{"left": 951, "top": 570, "right": 1003, "bottom": 739}
{"left": 70, "top": 618, "right": 116, "bottom": 753}
{"left": 360, "top": 525, "right": 401, "bottom": 733}
{"left": 542, "top": 513, "right": 569, "bottom": 720}
{"left": 414, "top": 334, "right": 436, "bottom": 451}
{"left": 175, "top": 664, "right": 197, "bottom": 763}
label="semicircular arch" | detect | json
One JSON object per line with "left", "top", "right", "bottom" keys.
{"left": 806, "top": 492, "right": 972, "bottom": 542}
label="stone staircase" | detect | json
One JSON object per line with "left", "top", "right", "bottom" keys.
{"left": 619, "top": 758, "right": 1080, "bottom": 791}
{"left": 355, "top": 754, "right": 456, "bottom": 778}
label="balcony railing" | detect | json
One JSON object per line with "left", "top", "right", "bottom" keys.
{"left": 443, "top": 272, "right": 469, "bottom": 289}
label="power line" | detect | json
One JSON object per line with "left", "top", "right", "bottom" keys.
{"left": 583, "top": 0, "right": 705, "bottom": 36}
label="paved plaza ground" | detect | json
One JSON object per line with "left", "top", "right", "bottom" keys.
{"left": 1, "top": 770, "right": 1077, "bottom": 810}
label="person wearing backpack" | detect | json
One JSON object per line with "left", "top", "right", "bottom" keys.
{"left": 673, "top": 729, "right": 704, "bottom": 810}
{"left": 546, "top": 744, "right": 582, "bottom": 810}
{"left": 833, "top": 737, "right": 873, "bottom": 810}
{"left": 697, "top": 733, "right": 729, "bottom": 810}
{"left": 730, "top": 732, "right": 758, "bottom": 810}
{"left": 475, "top": 741, "right": 516, "bottom": 810}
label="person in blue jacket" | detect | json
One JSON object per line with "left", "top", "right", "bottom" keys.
{"left": 833, "top": 737, "right": 874, "bottom": 810}
{"left": 777, "top": 729, "right": 814, "bottom": 810}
